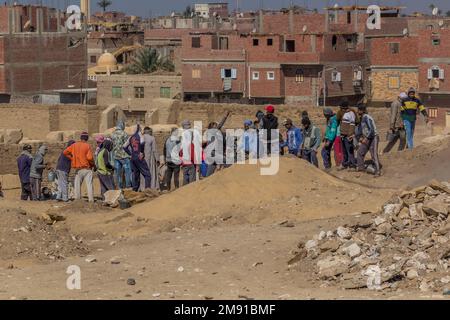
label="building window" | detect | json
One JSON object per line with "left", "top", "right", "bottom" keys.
{"left": 219, "top": 37, "right": 229, "bottom": 50}
{"left": 90, "top": 55, "right": 97, "bottom": 63}
{"left": 192, "top": 37, "right": 201, "bottom": 48}
{"left": 160, "top": 87, "right": 171, "bottom": 98}
{"left": 388, "top": 76, "right": 400, "bottom": 89}
{"left": 353, "top": 67, "right": 363, "bottom": 81}
{"left": 389, "top": 43, "right": 400, "bottom": 54}
{"left": 252, "top": 71, "right": 260, "bottom": 80}
{"left": 134, "top": 87, "right": 145, "bottom": 98}
{"left": 428, "top": 66, "right": 444, "bottom": 80}
{"left": 332, "top": 35, "right": 337, "bottom": 51}
{"left": 432, "top": 38, "right": 441, "bottom": 46}
{"left": 331, "top": 70, "right": 342, "bottom": 82}
{"left": 112, "top": 86, "right": 122, "bottom": 98}
{"left": 347, "top": 11, "right": 352, "bottom": 24}
{"left": 192, "top": 69, "right": 201, "bottom": 79}
{"left": 267, "top": 71, "right": 275, "bottom": 80}
{"left": 253, "top": 39, "right": 259, "bottom": 46}
{"left": 295, "top": 69, "right": 304, "bottom": 82}
{"left": 221, "top": 68, "right": 237, "bottom": 79}
{"left": 428, "top": 108, "right": 438, "bottom": 118}
{"left": 285, "top": 40, "right": 295, "bottom": 52}
{"left": 267, "top": 38, "right": 273, "bottom": 46}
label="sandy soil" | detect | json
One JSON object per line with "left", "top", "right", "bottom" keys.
{"left": 0, "top": 132, "right": 449, "bottom": 300}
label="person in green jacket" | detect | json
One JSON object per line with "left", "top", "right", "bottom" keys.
{"left": 322, "top": 108, "right": 338, "bottom": 170}
{"left": 301, "top": 117, "right": 321, "bottom": 168}
{"left": 96, "top": 140, "right": 115, "bottom": 198}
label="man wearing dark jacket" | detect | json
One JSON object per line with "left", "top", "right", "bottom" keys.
{"left": 56, "top": 140, "right": 75, "bottom": 202}
{"left": 262, "top": 105, "right": 279, "bottom": 156}
{"left": 124, "top": 124, "right": 151, "bottom": 192}
{"left": 17, "top": 144, "right": 33, "bottom": 200}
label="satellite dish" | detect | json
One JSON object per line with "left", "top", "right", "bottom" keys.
{"left": 191, "top": 12, "right": 194, "bottom": 17}
{"left": 171, "top": 12, "right": 175, "bottom": 17}
{"left": 333, "top": 3, "right": 339, "bottom": 9}
{"left": 213, "top": 12, "right": 217, "bottom": 17}
{"left": 302, "top": 25, "right": 307, "bottom": 32}
{"left": 252, "top": 28, "right": 257, "bottom": 33}
{"left": 432, "top": 7, "right": 439, "bottom": 16}
{"left": 402, "top": 28, "right": 408, "bottom": 36}
{"left": 438, "top": 20, "right": 444, "bottom": 27}
{"left": 240, "top": 12, "right": 244, "bottom": 17}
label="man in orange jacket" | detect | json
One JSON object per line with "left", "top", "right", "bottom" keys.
{"left": 63, "top": 132, "right": 95, "bottom": 202}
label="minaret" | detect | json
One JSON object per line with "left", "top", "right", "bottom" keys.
{"left": 80, "top": 0, "right": 90, "bottom": 23}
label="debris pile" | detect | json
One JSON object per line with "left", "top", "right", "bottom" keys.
{"left": 290, "top": 180, "right": 450, "bottom": 293}
{"left": 0, "top": 207, "right": 89, "bottom": 262}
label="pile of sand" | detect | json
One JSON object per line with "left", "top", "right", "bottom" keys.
{"left": 131, "top": 157, "right": 391, "bottom": 225}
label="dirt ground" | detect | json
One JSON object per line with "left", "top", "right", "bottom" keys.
{"left": 0, "top": 131, "right": 449, "bottom": 300}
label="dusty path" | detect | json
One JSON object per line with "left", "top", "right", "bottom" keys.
{"left": 1, "top": 214, "right": 447, "bottom": 300}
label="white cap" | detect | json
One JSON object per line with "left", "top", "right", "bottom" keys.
{"left": 399, "top": 92, "right": 408, "bottom": 99}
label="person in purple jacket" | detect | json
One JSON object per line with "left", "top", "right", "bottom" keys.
{"left": 16, "top": 144, "right": 33, "bottom": 200}
{"left": 56, "top": 140, "right": 75, "bottom": 202}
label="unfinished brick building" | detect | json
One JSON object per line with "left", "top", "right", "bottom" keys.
{"left": 181, "top": 14, "right": 367, "bottom": 105}
{"left": 0, "top": 4, "right": 87, "bottom": 103}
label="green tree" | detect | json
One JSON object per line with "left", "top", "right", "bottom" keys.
{"left": 446, "top": 10, "right": 450, "bottom": 17}
{"left": 124, "top": 48, "right": 175, "bottom": 74}
{"left": 98, "top": 0, "right": 112, "bottom": 12}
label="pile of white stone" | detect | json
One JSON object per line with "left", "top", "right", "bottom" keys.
{"left": 291, "top": 180, "right": 450, "bottom": 293}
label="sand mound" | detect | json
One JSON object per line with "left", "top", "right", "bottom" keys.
{"left": 131, "top": 157, "right": 391, "bottom": 224}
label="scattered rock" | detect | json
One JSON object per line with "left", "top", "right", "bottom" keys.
{"left": 127, "top": 278, "right": 136, "bottom": 286}
{"left": 336, "top": 227, "right": 352, "bottom": 240}
{"left": 342, "top": 243, "right": 362, "bottom": 259}
{"left": 85, "top": 256, "right": 97, "bottom": 263}
{"left": 317, "top": 256, "right": 351, "bottom": 278}
{"left": 423, "top": 196, "right": 448, "bottom": 217}
{"left": 305, "top": 240, "right": 318, "bottom": 251}
{"left": 177, "top": 266, "right": 184, "bottom": 272}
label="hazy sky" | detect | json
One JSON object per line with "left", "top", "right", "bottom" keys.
{"left": 18, "top": 0, "right": 450, "bottom": 17}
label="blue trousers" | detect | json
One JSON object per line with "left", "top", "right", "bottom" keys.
{"left": 342, "top": 136, "right": 356, "bottom": 168}
{"left": 114, "top": 158, "right": 132, "bottom": 189}
{"left": 131, "top": 158, "right": 151, "bottom": 192}
{"left": 302, "top": 149, "right": 319, "bottom": 168}
{"left": 403, "top": 119, "right": 416, "bottom": 149}
{"left": 321, "top": 140, "right": 334, "bottom": 169}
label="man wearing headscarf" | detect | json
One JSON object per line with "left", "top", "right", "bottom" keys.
{"left": 17, "top": 144, "right": 33, "bottom": 200}
{"left": 123, "top": 124, "right": 152, "bottom": 192}
{"left": 141, "top": 127, "right": 160, "bottom": 190}
{"left": 383, "top": 92, "right": 407, "bottom": 153}
{"left": 96, "top": 139, "right": 115, "bottom": 197}
{"left": 30, "top": 145, "right": 49, "bottom": 201}
{"left": 56, "top": 140, "right": 75, "bottom": 202}
{"left": 111, "top": 120, "right": 132, "bottom": 189}
{"left": 262, "top": 105, "right": 279, "bottom": 156}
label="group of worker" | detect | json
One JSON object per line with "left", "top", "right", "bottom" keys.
{"left": 13, "top": 86, "right": 428, "bottom": 202}
{"left": 16, "top": 123, "right": 160, "bottom": 202}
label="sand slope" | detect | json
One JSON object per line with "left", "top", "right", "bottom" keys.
{"left": 131, "top": 157, "right": 391, "bottom": 224}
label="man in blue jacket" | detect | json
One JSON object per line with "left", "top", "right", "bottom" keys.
{"left": 17, "top": 144, "right": 33, "bottom": 200}
{"left": 281, "top": 119, "right": 303, "bottom": 156}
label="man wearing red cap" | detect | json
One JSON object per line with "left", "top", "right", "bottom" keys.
{"left": 262, "top": 105, "right": 279, "bottom": 156}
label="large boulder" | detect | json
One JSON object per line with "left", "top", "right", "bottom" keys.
{"left": 46, "top": 131, "right": 64, "bottom": 142}
{"left": 1, "top": 129, "right": 23, "bottom": 144}
{"left": 62, "top": 130, "right": 83, "bottom": 141}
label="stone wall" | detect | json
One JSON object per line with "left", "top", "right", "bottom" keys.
{"left": 370, "top": 69, "right": 419, "bottom": 103}
{"left": 0, "top": 104, "right": 105, "bottom": 139}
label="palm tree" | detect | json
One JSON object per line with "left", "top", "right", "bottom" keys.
{"left": 446, "top": 10, "right": 450, "bottom": 17}
{"left": 124, "top": 48, "right": 175, "bottom": 74}
{"left": 98, "top": 0, "right": 112, "bottom": 13}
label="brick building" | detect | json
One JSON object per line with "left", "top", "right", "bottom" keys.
{"left": 96, "top": 73, "right": 182, "bottom": 109}
{"left": 181, "top": 27, "right": 367, "bottom": 105}
{"left": 0, "top": 4, "right": 87, "bottom": 103}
